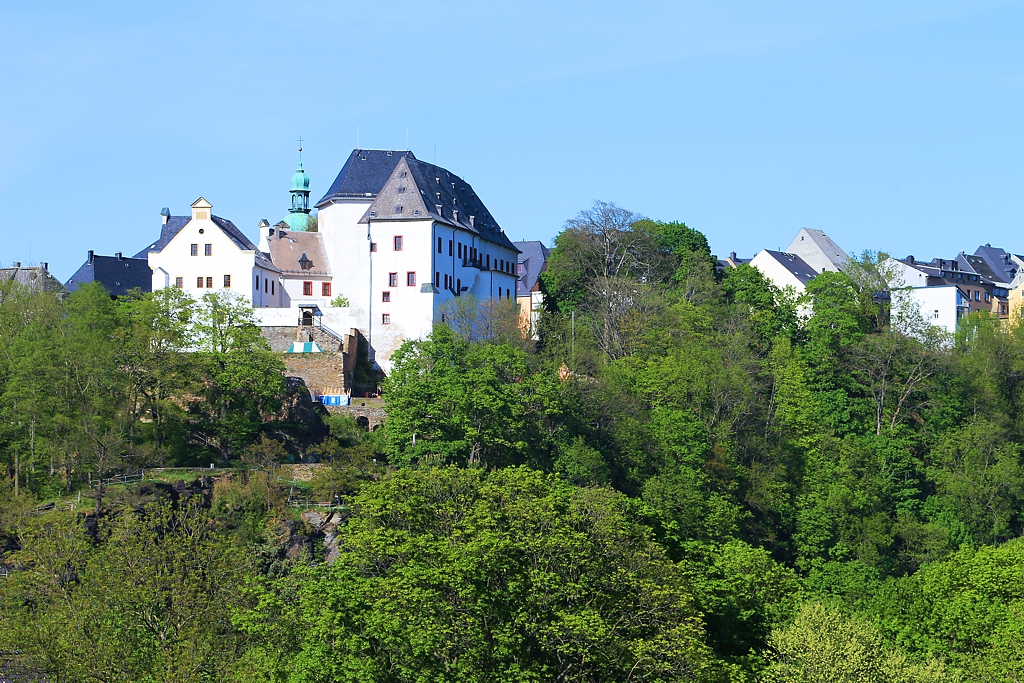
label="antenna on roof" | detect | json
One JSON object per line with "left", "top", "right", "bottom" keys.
{"left": 434, "top": 142, "right": 437, "bottom": 165}
{"left": 356, "top": 126, "right": 360, "bottom": 150}
{"left": 406, "top": 127, "right": 409, "bottom": 151}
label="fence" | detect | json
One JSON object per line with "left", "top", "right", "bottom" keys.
{"left": 88, "top": 470, "right": 144, "bottom": 489}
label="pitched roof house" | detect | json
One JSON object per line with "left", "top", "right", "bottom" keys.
{"left": 785, "top": 228, "right": 849, "bottom": 274}
{"left": 65, "top": 251, "right": 151, "bottom": 297}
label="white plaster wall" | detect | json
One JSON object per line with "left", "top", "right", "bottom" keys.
{"left": 893, "top": 286, "right": 959, "bottom": 337}
{"left": 319, "top": 200, "right": 374, "bottom": 326}
{"left": 252, "top": 268, "right": 283, "bottom": 308}
{"left": 148, "top": 212, "right": 259, "bottom": 304}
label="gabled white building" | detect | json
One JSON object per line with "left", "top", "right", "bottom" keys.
{"left": 786, "top": 228, "right": 850, "bottom": 274}
{"left": 749, "top": 249, "right": 817, "bottom": 295}
{"left": 139, "top": 198, "right": 282, "bottom": 306}
{"left": 314, "top": 150, "right": 520, "bottom": 372}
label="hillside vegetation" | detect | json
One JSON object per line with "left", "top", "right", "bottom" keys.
{"left": 4, "top": 202, "right": 1024, "bottom": 681}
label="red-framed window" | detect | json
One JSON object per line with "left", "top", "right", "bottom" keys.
{"left": 407, "top": 272, "right": 416, "bottom": 287}
{"left": 382, "top": 291, "right": 391, "bottom": 302}
{"left": 370, "top": 242, "right": 377, "bottom": 252}
{"left": 388, "top": 272, "right": 398, "bottom": 287}
{"left": 322, "top": 282, "right": 331, "bottom": 297}
{"left": 303, "top": 281, "right": 313, "bottom": 296}
{"left": 394, "top": 235, "right": 403, "bottom": 251}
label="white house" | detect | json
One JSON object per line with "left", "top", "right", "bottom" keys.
{"left": 315, "top": 150, "right": 520, "bottom": 373}
{"left": 139, "top": 198, "right": 282, "bottom": 306}
{"left": 891, "top": 284, "right": 971, "bottom": 338}
{"left": 749, "top": 249, "right": 817, "bottom": 295}
{"left": 786, "top": 228, "right": 850, "bottom": 274}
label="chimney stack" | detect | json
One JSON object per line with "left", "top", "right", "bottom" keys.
{"left": 907, "top": 255, "right": 915, "bottom": 265}
{"left": 41, "top": 262, "right": 48, "bottom": 271}
{"left": 88, "top": 250, "right": 94, "bottom": 264}
{"left": 12, "top": 261, "right": 20, "bottom": 268}
{"left": 160, "top": 207, "right": 170, "bottom": 225}
{"left": 730, "top": 251, "right": 737, "bottom": 260}
{"left": 115, "top": 252, "right": 123, "bottom": 260}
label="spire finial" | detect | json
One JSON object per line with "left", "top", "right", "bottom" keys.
{"left": 297, "top": 136, "right": 304, "bottom": 168}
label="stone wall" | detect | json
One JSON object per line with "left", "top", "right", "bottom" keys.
{"left": 284, "top": 353, "right": 349, "bottom": 396}
{"left": 261, "top": 326, "right": 299, "bottom": 352}
{"left": 329, "top": 404, "right": 386, "bottom": 430}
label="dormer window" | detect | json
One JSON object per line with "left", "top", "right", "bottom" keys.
{"left": 298, "top": 253, "right": 313, "bottom": 271}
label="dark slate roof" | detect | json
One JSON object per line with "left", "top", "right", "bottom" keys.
{"left": 763, "top": 250, "right": 817, "bottom": 286}
{"left": 514, "top": 240, "right": 550, "bottom": 297}
{"left": 316, "top": 149, "right": 417, "bottom": 207}
{"left": 973, "top": 244, "right": 1019, "bottom": 285}
{"left": 65, "top": 254, "right": 151, "bottom": 296}
{"left": 133, "top": 216, "right": 190, "bottom": 258}
{"left": 361, "top": 156, "right": 519, "bottom": 253}
{"left": 0, "top": 266, "right": 66, "bottom": 294}
{"left": 133, "top": 215, "right": 269, "bottom": 269}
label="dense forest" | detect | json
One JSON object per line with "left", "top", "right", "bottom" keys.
{"left": 4, "top": 201, "right": 1024, "bottom": 681}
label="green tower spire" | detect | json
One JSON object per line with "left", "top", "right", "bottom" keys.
{"left": 283, "top": 137, "right": 316, "bottom": 232}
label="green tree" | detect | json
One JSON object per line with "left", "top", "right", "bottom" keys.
{"left": 191, "top": 291, "right": 286, "bottom": 463}
{"left": 235, "top": 466, "right": 718, "bottom": 683}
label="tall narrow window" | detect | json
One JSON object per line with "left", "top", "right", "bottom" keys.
{"left": 205, "top": 244, "right": 212, "bottom": 256}
{"left": 175, "top": 277, "right": 183, "bottom": 288}
{"left": 448, "top": 240, "right": 453, "bottom": 256}
{"left": 382, "top": 313, "right": 391, "bottom": 325}
{"left": 435, "top": 271, "right": 440, "bottom": 287}
{"left": 486, "top": 254, "right": 490, "bottom": 269}
{"left": 255, "top": 275, "right": 260, "bottom": 290}
{"left": 303, "top": 281, "right": 313, "bottom": 296}
{"left": 458, "top": 243, "right": 463, "bottom": 258}
{"left": 389, "top": 272, "right": 398, "bottom": 287}
{"left": 197, "top": 277, "right": 204, "bottom": 288}
{"left": 223, "top": 274, "right": 231, "bottom": 288}
{"left": 271, "top": 281, "right": 275, "bottom": 295}
{"left": 437, "top": 237, "right": 442, "bottom": 253}
{"left": 456, "top": 278, "right": 461, "bottom": 295}
{"left": 394, "top": 235, "right": 403, "bottom": 251}
{"left": 264, "top": 279, "right": 268, "bottom": 293}
{"left": 407, "top": 272, "right": 416, "bottom": 287}
{"left": 322, "top": 282, "right": 331, "bottom": 297}
{"left": 382, "top": 291, "right": 391, "bottom": 302}
{"left": 206, "top": 277, "right": 213, "bottom": 288}
{"left": 191, "top": 244, "right": 198, "bottom": 256}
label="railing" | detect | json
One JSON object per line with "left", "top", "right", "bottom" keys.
{"left": 0, "top": 567, "right": 9, "bottom": 579}
{"left": 88, "top": 470, "right": 144, "bottom": 489}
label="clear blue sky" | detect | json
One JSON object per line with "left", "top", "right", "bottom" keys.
{"left": 2, "top": 1, "right": 1022, "bottom": 279}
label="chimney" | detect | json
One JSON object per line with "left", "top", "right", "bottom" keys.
{"left": 907, "top": 255, "right": 914, "bottom": 265}
{"left": 160, "top": 207, "right": 170, "bottom": 225}
{"left": 115, "top": 252, "right": 122, "bottom": 260}
{"left": 730, "top": 251, "right": 737, "bottom": 260}
{"left": 88, "top": 250, "right": 94, "bottom": 264}
{"left": 41, "top": 262, "right": 48, "bottom": 271}
{"left": 12, "top": 261, "right": 20, "bottom": 268}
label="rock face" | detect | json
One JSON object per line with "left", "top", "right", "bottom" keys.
{"left": 282, "top": 507, "right": 351, "bottom": 565}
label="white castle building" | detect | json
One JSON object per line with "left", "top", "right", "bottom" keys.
{"left": 139, "top": 147, "right": 520, "bottom": 374}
